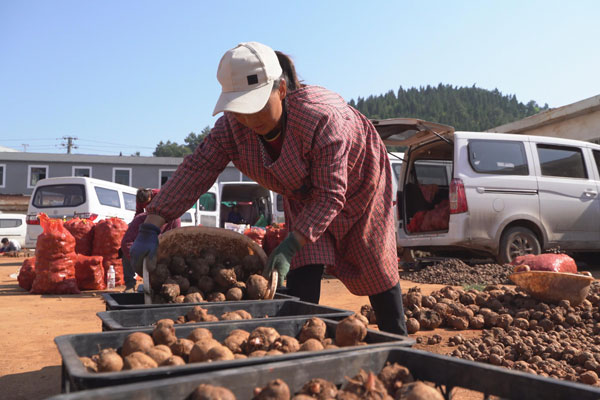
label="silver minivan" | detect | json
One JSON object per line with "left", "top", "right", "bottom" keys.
{"left": 375, "top": 118, "right": 600, "bottom": 263}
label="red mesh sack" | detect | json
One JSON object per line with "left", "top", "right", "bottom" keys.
{"left": 263, "top": 223, "right": 288, "bottom": 255}
{"left": 74, "top": 254, "right": 106, "bottom": 290}
{"left": 64, "top": 217, "right": 96, "bottom": 255}
{"left": 17, "top": 257, "right": 36, "bottom": 291}
{"left": 244, "top": 227, "right": 266, "bottom": 247}
{"left": 420, "top": 200, "right": 450, "bottom": 232}
{"left": 30, "top": 213, "right": 80, "bottom": 294}
{"left": 407, "top": 211, "right": 426, "bottom": 233}
{"left": 92, "top": 217, "right": 128, "bottom": 285}
{"left": 511, "top": 253, "right": 577, "bottom": 273}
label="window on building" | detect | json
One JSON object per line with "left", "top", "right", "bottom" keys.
{"left": 0, "top": 164, "right": 5, "bottom": 188}
{"left": 73, "top": 166, "right": 91, "bottom": 177}
{"left": 113, "top": 168, "right": 131, "bottom": 186}
{"left": 159, "top": 170, "right": 175, "bottom": 187}
{"left": 538, "top": 144, "right": 587, "bottom": 179}
{"left": 28, "top": 165, "right": 48, "bottom": 188}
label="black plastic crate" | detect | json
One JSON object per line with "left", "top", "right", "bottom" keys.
{"left": 55, "top": 316, "right": 413, "bottom": 393}
{"left": 97, "top": 299, "right": 353, "bottom": 331}
{"left": 102, "top": 290, "right": 298, "bottom": 311}
{"left": 47, "top": 345, "right": 600, "bottom": 400}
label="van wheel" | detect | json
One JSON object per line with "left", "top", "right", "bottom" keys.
{"left": 498, "top": 227, "right": 541, "bottom": 264}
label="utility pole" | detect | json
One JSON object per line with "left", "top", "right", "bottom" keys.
{"left": 61, "top": 136, "right": 78, "bottom": 154}
{"left": 21, "top": 144, "right": 29, "bottom": 152}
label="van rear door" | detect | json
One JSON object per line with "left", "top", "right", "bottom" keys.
{"left": 373, "top": 118, "right": 454, "bottom": 244}
{"left": 196, "top": 184, "right": 219, "bottom": 227}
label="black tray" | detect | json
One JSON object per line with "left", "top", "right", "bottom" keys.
{"left": 102, "top": 291, "right": 298, "bottom": 311}
{"left": 47, "top": 345, "right": 600, "bottom": 400}
{"left": 55, "top": 316, "right": 413, "bottom": 392}
{"left": 97, "top": 299, "right": 353, "bottom": 331}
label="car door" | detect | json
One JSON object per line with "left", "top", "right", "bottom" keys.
{"left": 531, "top": 139, "right": 600, "bottom": 248}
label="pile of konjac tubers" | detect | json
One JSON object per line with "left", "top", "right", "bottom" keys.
{"left": 80, "top": 315, "right": 372, "bottom": 373}
{"left": 147, "top": 248, "right": 269, "bottom": 303}
{"left": 189, "top": 363, "right": 444, "bottom": 400}
{"left": 405, "top": 282, "right": 600, "bottom": 386}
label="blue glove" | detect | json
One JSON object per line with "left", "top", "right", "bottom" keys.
{"left": 130, "top": 223, "right": 161, "bottom": 276}
{"left": 263, "top": 233, "right": 302, "bottom": 286}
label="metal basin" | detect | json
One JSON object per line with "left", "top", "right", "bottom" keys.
{"left": 509, "top": 270, "right": 594, "bottom": 306}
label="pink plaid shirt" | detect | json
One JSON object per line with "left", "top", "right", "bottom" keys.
{"left": 148, "top": 86, "right": 399, "bottom": 295}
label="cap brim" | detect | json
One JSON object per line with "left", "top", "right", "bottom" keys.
{"left": 212, "top": 81, "right": 274, "bottom": 116}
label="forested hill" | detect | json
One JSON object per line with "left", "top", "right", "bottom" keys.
{"left": 348, "top": 84, "right": 549, "bottom": 132}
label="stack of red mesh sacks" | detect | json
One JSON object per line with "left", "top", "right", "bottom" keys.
{"left": 92, "top": 217, "right": 128, "bottom": 286}
{"left": 244, "top": 227, "right": 266, "bottom": 247}
{"left": 64, "top": 217, "right": 106, "bottom": 290}
{"left": 263, "top": 223, "right": 288, "bottom": 256}
{"left": 29, "top": 214, "right": 80, "bottom": 294}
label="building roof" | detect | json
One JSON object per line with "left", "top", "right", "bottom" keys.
{"left": 488, "top": 94, "right": 600, "bottom": 134}
{"left": 0, "top": 146, "right": 19, "bottom": 152}
{"left": 0, "top": 151, "right": 184, "bottom": 165}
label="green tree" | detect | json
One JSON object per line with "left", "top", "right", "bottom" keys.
{"left": 350, "top": 83, "right": 549, "bottom": 133}
{"left": 153, "top": 125, "right": 212, "bottom": 157}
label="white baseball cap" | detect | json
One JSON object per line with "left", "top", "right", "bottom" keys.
{"left": 212, "top": 42, "right": 283, "bottom": 116}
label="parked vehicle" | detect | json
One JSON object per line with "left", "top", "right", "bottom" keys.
{"left": 196, "top": 181, "right": 276, "bottom": 228}
{"left": 0, "top": 213, "right": 27, "bottom": 248}
{"left": 25, "top": 177, "right": 137, "bottom": 248}
{"left": 375, "top": 117, "right": 600, "bottom": 263}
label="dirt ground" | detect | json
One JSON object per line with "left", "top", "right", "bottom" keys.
{"left": 0, "top": 256, "right": 482, "bottom": 400}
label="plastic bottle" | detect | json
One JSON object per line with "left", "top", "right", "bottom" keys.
{"left": 107, "top": 265, "right": 116, "bottom": 289}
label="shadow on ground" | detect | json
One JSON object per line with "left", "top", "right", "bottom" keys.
{"left": 0, "top": 365, "right": 61, "bottom": 400}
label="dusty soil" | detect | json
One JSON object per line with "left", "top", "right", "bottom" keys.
{"left": 0, "top": 256, "right": 482, "bottom": 400}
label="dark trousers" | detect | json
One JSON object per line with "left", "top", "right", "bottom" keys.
{"left": 286, "top": 264, "right": 408, "bottom": 335}
{"left": 122, "top": 255, "right": 136, "bottom": 289}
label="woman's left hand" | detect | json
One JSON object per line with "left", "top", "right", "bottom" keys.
{"left": 263, "top": 232, "right": 303, "bottom": 286}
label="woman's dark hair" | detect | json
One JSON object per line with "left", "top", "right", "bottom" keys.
{"left": 274, "top": 51, "right": 302, "bottom": 92}
{"left": 136, "top": 188, "right": 153, "bottom": 203}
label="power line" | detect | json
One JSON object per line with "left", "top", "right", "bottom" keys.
{"left": 78, "top": 138, "right": 155, "bottom": 149}
{"left": 60, "top": 136, "right": 78, "bottom": 154}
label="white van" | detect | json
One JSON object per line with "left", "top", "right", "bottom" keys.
{"left": 376, "top": 117, "right": 600, "bottom": 263}
{"left": 194, "top": 181, "right": 277, "bottom": 228}
{"left": 25, "top": 177, "right": 137, "bottom": 248}
{"left": 0, "top": 213, "right": 27, "bottom": 248}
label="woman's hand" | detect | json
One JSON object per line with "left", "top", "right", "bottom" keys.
{"left": 263, "top": 231, "right": 305, "bottom": 286}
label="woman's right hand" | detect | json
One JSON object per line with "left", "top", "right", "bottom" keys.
{"left": 130, "top": 223, "right": 161, "bottom": 276}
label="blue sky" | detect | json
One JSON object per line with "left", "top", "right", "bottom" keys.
{"left": 1, "top": 1, "right": 599, "bottom": 156}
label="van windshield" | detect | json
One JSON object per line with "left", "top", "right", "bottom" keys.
{"left": 32, "top": 184, "right": 86, "bottom": 208}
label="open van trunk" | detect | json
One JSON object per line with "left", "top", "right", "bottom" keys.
{"left": 373, "top": 118, "right": 455, "bottom": 237}
{"left": 403, "top": 142, "right": 453, "bottom": 234}
{"left": 219, "top": 183, "right": 273, "bottom": 227}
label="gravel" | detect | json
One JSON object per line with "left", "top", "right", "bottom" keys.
{"left": 401, "top": 258, "right": 513, "bottom": 286}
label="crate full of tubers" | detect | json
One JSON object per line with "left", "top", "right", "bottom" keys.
{"left": 97, "top": 299, "right": 353, "bottom": 331}
{"left": 55, "top": 315, "right": 414, "bottom": 392}
{"left": 48, "top": 345, "right": 600, "bottom": 400}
